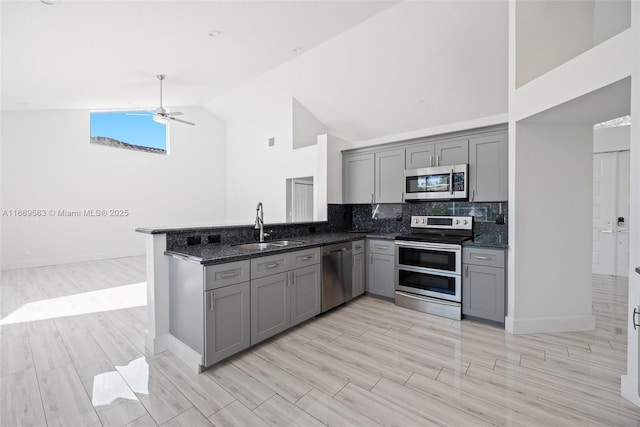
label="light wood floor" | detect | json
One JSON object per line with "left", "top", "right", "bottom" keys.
{"left": 2, "top": 256, "right": 640, "bottom": 426}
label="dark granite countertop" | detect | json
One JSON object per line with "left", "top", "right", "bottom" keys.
{"left": 464, "top": 234, "right": 508, "bottom": 249}
{"left": 166, "top": 232, "right": 375, "bottom": 266}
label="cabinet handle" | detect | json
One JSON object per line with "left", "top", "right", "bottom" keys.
{"left": 375, "top": 245, "right": 389, "bottom": 250}
{"left": 449, "top": 169, "right": 454, "bottom": 195}
{"left": 464, "top": 265, "right": 469, "bottom": 277}
{"left": 210, "top": 292, "right": 214, "bottom": 311}
{"left": 634, "top": 308, "right": 639, "bottom": 330}
{"left": 430, "top": 155, "right": 433, "bottom": 167}
{"left": 301, "top": 255, "right": 314, "bottom": 261}
{"left": 401, "top": 192, "right": 404, "bottom": 202}
{"left": 292, "top": 272, "right": 296, "bottom": 286}
{"left": 473, "top": 255, "right": 492, "bottom": 260}
{"left": 265, "top": 263, "right": 279, "bottom": 269}
{"left": 287, "top": 272, "right": 291, "bottom": 287}
{"left": 355, "top": 245, "right": 362, "bottom": 250}
{"left": 371, "top": 194, "right": 374, "bottom": 204}
{"left": 220, "top": 271, "right": 238, "bottom": 278}
{"left": 472, "top": 189, "right": 475, "bottom": 202}
{"left": 370, "top": 254, "right": 373, "bottom": 264}
{"left": 436, "top": 155, "right": 440, "bottom": 166}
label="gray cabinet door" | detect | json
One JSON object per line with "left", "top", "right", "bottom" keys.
{"left": 290, "top": 265, "right": 321, "bottom": 327}
{"left": 462, "top": 264, "right": 505, "bottom": 323}
{"left": 204, "top": 281, "right": 250, "bottom": 367}
{"left": 405, "top": 143, "right": 435, "bottom": 169}
{"left": 367, "top": 253, "right": 395, "bottom": 299}
{"left": 374, "top": 149, "right": 405, "bottom": 203}
{"left": 435, "top": 139, "right": 469, "bottom": 166}
{"left": 469, "top": 133, "right": 508, "bottom": 202}
{"left": 343, "top": 153, "right": 374, "bottom": 204}
{"left": 251, "top": 272, "right": 290, "bottom": 345}
{"left": 352, "top": 252, "right": 365, "bottom": 297}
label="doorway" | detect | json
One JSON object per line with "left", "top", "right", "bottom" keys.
{"left": 592, "top": 150, "right": 630, "bottom": 276}
{"left": 286, "top": 177, "right": 314, "bottom": 223}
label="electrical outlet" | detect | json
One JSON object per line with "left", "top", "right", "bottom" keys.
{"left": 268, "top": 137, "right": 275, "bottom": 147}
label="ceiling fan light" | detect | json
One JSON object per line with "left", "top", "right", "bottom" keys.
{"left": 152, "top": 115, "right": 169, "bottom": 124}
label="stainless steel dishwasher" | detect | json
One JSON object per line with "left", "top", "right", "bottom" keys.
{"left": 321, "top": 242, "right": 353, "bottom": 312}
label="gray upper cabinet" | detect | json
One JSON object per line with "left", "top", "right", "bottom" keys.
{"left": 469, "top": 132, "right": 508, "bottom": 202}
{"left": 375, "top": 149, "right": 405, "bottom": 203}
{"left": 204, "top": 281, "right": 250, "bottom": 366}
{"left": 405, "top": 139, "right": 469, "bottom": 169}
{"left": 343, "top": 153, "right": 374, "bottom": 204}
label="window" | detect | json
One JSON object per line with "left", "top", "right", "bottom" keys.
{"left": 90, "top": 111, "right": 168, "bottom": 154}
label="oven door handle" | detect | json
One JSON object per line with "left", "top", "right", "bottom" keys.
{"left": 396, "top": 264, "right": 461, "bottom": 278}
{"left": 394, "top": 241, "right": 462, "bottom": 251}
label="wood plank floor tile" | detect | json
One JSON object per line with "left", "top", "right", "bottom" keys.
{"left": 77, "top": 359, "right": 147, "bottom": 427}
{"left": 253, "top": 394, "right": 325, "bottom": 427}
{"left": 116, "top": 356, "right": 193, "bottom": 425}
{"left": 0, "top": 368, "right": 47, "bottom": 427}
{"left": 204, "top": 361, "right": 275, "bottom": 410}
{"left": 124, "top": 413, "right": 158, "bottom": 427}
{"left": 0, "top": 334, "right": 34, "bottom": 376}
{"left": 208, "top": 401, "right": 268, "bottom": 427}
{"left": 230, "top": 351, "right": 313, "bottom": 403}
{"left": 150, "top": 353, "right": 235, "bottom": 417}
{"left": 161, "top": 407, "right": 213, "bottom": 427}
{"left": 39, "top": 363, "right": 100, "bottom": 427}
{"left": 30, "top": 330, "right": 72, "bottom": 373}
{"left": 295, "top": 388, "right": 383, "bottom": 427}
{"left": 334, "top": 383, "right": 433, "bottom": 426}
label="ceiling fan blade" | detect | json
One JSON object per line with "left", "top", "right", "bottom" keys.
{"left": 167, "top": 111, "right": 183, "bottom": 116}
{"left": 126, "top": 113, "right": 152, "bottom": 116}
{"left": 169, "top": 116, "right": 195, "bottom": 126}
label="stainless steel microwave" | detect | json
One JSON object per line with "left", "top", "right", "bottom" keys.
{"left": 404, "top": 164, "right": 468, "bottom": 201}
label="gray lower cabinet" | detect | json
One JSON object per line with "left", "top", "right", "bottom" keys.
{"left": 251, "top": 272, "right": 290, "bottom": 345}
{"left": 366, "top": 239, "right": 395, "bottom": 299}
{"left": 168, "top": 257, "right": 251, "bottom": 368}
{"left": 352, "top": 240, "right": 365, "bottom": 298}
{"left": 204, "top": 282, "right": 250, "bottom": 367}
{"left": 462, "top": 247, "right": 506, "bottom": 323}
{"left": 250, "top": 248, "right": 321, "bottom": 345}
{"left": 469, "top": 132, "right": 508, "bottom": 202}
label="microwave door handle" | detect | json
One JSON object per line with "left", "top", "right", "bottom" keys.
{"left": 450, "top": 169, "right": 454, "bottom": 194}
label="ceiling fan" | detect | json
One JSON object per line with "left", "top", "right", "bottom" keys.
{"left": 130, "top": 75, "right": 195, "bottom": 126}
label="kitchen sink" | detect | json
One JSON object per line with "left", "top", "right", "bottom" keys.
{"left": 233, "top": 240, "right": 305, "bottom": 250}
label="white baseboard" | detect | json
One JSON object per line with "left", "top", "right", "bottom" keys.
{"left": 145, "top": 331, "right": 168, "bottom": 354}
{"left": 505, "top": 314, "right": 595, "bottom": 334}
{"left": 621, "top": 375, "right": 640, "bottom": 407}
{"left": 1, "top": 251, "right": 145, "bottom": 271}
{"left": 167, "top": 334, "right": 203, "bottom": 373}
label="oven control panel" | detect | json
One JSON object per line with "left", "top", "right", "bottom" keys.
{"left": 410, "top": 215, "right": 473, "bottom": 230}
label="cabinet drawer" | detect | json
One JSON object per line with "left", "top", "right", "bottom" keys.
{"left": 290, "top": 248, "right": 321, "bottom": 269}
{"left": 368, "top": 239, "right": 394, "bottom": 255}
{"left": 352, "top": 240, "right": 365, "bottom": 255}
{"left": 251, "top": 253, "right": 290, "bottom": 279}
{"left": 463, "top": 248, "right": 505, "bottom": 268}
{"left": 205, "top": 260, "right": 250, "bottom": 290}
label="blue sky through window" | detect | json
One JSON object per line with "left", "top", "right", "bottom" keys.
{"left": 90, "top": 111, "right": 167, "bottom": 152}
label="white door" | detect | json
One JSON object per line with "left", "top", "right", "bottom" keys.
{"left": 592, "top": 151, "right": 631, "bottom": 276}
{"left": 615, "top": 150, "right": 630, "bottom": 276}
{"left": 593, "top": 152, "right": 617, "bottom": 275}
{"left": 292, "top": 180, "right": 313, "bottom": 222}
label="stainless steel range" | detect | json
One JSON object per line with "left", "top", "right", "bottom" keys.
{"left": 395, "top": 215, "right": 473, "bottom": 320}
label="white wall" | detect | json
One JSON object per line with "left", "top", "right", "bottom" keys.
{"left": 507, "top": 122, "right": 595, "bottom": 333}
{"left": 223, "top": 94, "right": 320, "bottom": 224}
{"left": 0, "top": 107, "right": 227, "bottom": 269}
{"left": 593, "top": 124, "right": 631, "bottom": 153}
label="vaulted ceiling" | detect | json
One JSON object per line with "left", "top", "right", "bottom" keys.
{"left": 1, "top": 0, "right": 509, "bottom": 142}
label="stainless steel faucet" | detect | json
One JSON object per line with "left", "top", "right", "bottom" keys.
{"left": 255, "top": 202, "right": 265, "bottom": 242}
